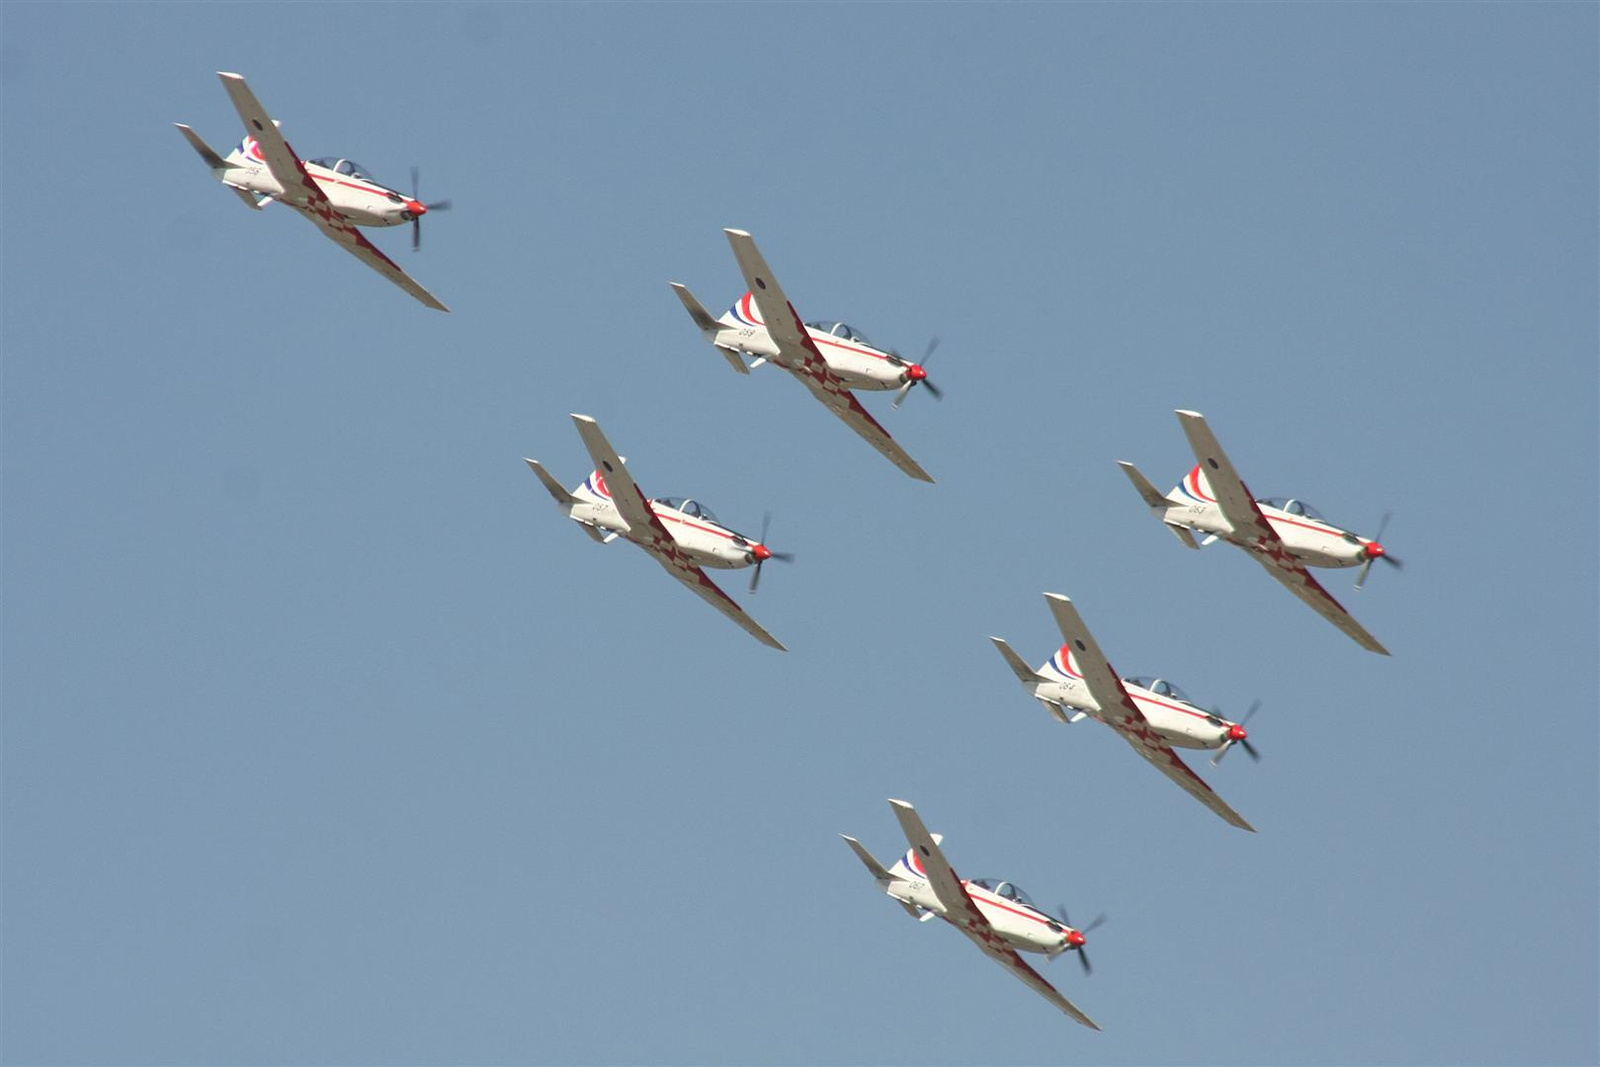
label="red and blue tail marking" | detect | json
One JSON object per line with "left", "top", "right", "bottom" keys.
{"left": 1174, "top": 464, "right": 1217, "bottom": 505}
{"left": 726, "top": 292, "right": 764, "bottom": 328}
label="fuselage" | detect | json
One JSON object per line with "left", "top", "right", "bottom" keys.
{"left": 218, "top": 147, "right": 425, "bottom": 228}
{"left": 1162, "top": 470, "right": 1377, "bottom": 569}
{"left": 706, "top": 294, "right": 918, "bottom": 391}
{"left": 1026, "top": 649, "right": 1241, "bottom": 752}
{"left": 884, "top": 862, "right": 1076, "bottom": 956}
{"left": 564, "top": 477, "right": 767, "bottom": 571}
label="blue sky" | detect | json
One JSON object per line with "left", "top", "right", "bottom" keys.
{"left": 3, "top": 3, "right": 1595, "bottom": 1064}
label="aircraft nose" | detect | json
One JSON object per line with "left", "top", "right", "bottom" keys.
{"left": 1364, "top": 541, "right": 1386, "bottom": 560}
{"left": 405, "top": 199, "right": 428, "bottom": 218}
{"left": 1227, "top": 723, "right": 1248, "bottom": 742}
{"left": 906, "top": 364, "right": 928, "bottom": 381}
{"left": 1066, "top": 930, "right": 1087, "bottom": 949}
{"left": 752, "top": 544, "right": 772, "bottom": 562}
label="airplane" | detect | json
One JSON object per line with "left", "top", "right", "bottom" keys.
{"left": 523, "top": 414, "right": 790, "bottom": 651}
{"left": 1119, "top": 409, "right": 1399, "bottom": 655}
{"left": 176, "top": 72, "right": 450, "bottom": 311}
{"left": 671, "top": 229, "right": 937, "bottom": 483}
{"left": 842, "top": 798, "right": 1104, "bottom": 1030}
{"left": 991, "top": 593, "right": 1258, "bottom": 832}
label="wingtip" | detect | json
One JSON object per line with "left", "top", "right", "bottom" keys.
{"left": 216, "top": 70, "right": 244, "bottom": 80}
{"left": 887, "top": 797, "right": 914, "bottom": 810}
{"left": 569, "top": 413, "right": 596, "bottom": 424}
{"left": 724, "top": 227, "right": 752, "bottom": 238}
{"left": 1043, "top": 592, "right": 1072, "bottom": 605}
{"left": 1175, "top": 408, "right": 1204, "bottom": 420}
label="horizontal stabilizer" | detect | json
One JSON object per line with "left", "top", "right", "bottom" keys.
{"left": 226, "top": 184, "right": 265, "bottom": 210}
{"left": 670, "top": 282, "right": 725, "bottom": 334}
{"left": 1117, "top": 460, "right": 1171, "bottom": 509}
{"left": 1164, "top": 522, "right": 1202, "bottom": 550}
{"left": 524, "top": 459, "right": 579, "bottom": 506}
{"left": 174, "top": 123, "right": 229, "bottom": 169}
{"left": 990, "top": 636, "right": 1040, "bottom": 683}
{"left": 840, "top": 834, "right": 893, "bottom": 882}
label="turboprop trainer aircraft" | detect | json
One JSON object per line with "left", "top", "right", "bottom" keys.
{"left": 991, "top": 593, "right": 1258, "bottom": 832}
{"left": 524, "top": 414, "right": 789, "bottom": 651}
{"left": 1119, "top": 410, "right": 1398, "bottom": 655}
{"left": 842, "top": 798, "right": 1103, "bottom": 1029}
{"left": 176, "top": 72, "right": 450, "bottom": 311}
{"left": 670, "top": 229, "right": 937, "bottom": 483}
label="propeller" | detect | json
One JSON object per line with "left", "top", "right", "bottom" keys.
{"left": 891, "top": 336, "right": 944, "bottom": 409}
{"left": 747, "top": 511, "right": 794, "bottom": 593}
{"left": 1210, "top": 699, "right": 1262, "bottom": 766}
{"left": 1053, "top": 906, "right": 1107, "bottom": 975}
{"left": 407, "top": 166, "right": 453, "bottom": 251}
{"left": 1354, "top": 511, "right": 1404, "bottom": 591}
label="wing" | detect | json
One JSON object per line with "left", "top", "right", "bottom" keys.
{"left": 794, "top": 374, "right": 936, "bottom": 482}
{"left": 724, "top": 230, "right": 933, "bottom": 483}
{"left": 289, "top": 208, "right": 451, "bottom": 311}
{"left": 216, "top": 73, "right": 449, "bottom": 312}
{"left": 887, "top": 800, "right": 1100, "bottom": 1029}
{"left": 1174, "top": 410, "right": 1276, "bottom": 542}
{"left": 1043, "top": 595, "right": 1255, "bottom": 832}
{"left": 1255, "top": 558, "right": 1391, "bottom": 655}
{"left": 569, "top": 415, "right": 785, "bottom": 651}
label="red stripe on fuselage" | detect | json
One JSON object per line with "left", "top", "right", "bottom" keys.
{"left": 962, "top": 887, "right": 1058, "bottom": 929}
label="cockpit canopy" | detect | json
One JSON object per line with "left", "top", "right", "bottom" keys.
{"left": 968, "top": 878, "right": 1037, "bottom": 907}
{"left": 805, "top": 321, "right": 875, "bottom": 349}
{"left": 1123, "top": 676, "right": 1198, "bottom": 704}
{"left": 651, "top": 496, "right": 720, "bottom": 524}
{"left": 1257, "top": 497, "right": 1327, "bottom": 522}
{"left": 308, "top": 157, "right": 378, "bottom": 182}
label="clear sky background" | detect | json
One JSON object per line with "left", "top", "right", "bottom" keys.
{"left": 3, "top": 3, "right": 1596, "bottom": 1065}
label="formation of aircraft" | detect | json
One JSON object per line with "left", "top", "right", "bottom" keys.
{"left": 672, "top": 229, "right": 938, "bottom": 483}
{"left": 1119, "top": 409, "right": 1399, "bottom": 655}
{"left": 524, "top": 414, "right": 790, "bottom": 651}
{"left": 842, "top": 799, "right": 1105, "bottom": 1030}
{"left": 175, "top": 76, "right": 1412, "bottom": 1028}
{"left": 992, "top": 593, "right": 1259, "bottom": 832}
{"left": 176, "top": 72, "right": 451, "bottom": 311}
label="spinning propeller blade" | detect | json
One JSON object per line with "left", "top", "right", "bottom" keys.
{"left": 408, "top": 166, "right": 452, "bottom": 252}
{"left": 891, "top": 336, "right": 942, "bottom": 409}
{"left": 1211, "top": 700, "right": 1262, "bottom": 765}
{"left": 748, "top": 511, "right": 794, "bottom": 593}
{"left": 1052, "top": 906, "right": 1106, "bottom": 976}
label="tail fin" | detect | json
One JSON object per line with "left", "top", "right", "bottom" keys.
{"left": 990, "top": 636, "right": 1042, "bottom": 683}
{"left": 572, "top": 468, "right": 615, "bottom": 505}
{"left": 886, "top": 839, "right": 940, "bottom": 882}
{"left": 524, "top": 459, "right": 579, "bottom": 506}
{"left": 222, "top": 133, "right": 267, "bottom": 169}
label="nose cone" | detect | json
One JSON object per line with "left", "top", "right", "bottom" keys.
{"left": 405, "top": 199, "right": 428, "bottom": 218}
{"left": 906, "top": 364, "right": 928, "bottom": 381}
{"left": 1227, "top": 723, "right": 1248, "bottom": 742}
{"left": 752, "top": 544, "right": 772, "bottom": 562}
{"left": 1364, "top": 541, "right": 1386, "bottom": 561}
{"left": 1066, "top": 929, "right": 1087, "bottom": 949}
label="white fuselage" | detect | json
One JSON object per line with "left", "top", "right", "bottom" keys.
{"left": 1161, "top": 468, "right": 1373, "bottom": 569}
{"left": 884, "top": 863, "right": 1075, "bottom": 957}
{"left": 564, "top": 480, "right": 761, "bottom": 571}
{"left": 706, "top": 294, "right": 914, "bottom": 392}
{"left": 221, "top": 155, "right": 419, "bottom": 228}
{"left": 1025, "top": 650, "right": 1238, "bottom": 752}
